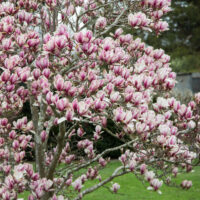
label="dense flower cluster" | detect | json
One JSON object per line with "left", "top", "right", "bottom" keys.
{"left": 0, "top": 0, "right": 199, "bottom": 200}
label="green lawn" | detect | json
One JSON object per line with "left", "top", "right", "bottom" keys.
{"left": 82, "top": 161, "right": 200, "bottom": 200}
{"left": 19, "top": 161, "right": 200, "bottom": 200}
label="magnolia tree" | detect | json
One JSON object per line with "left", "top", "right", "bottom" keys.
{"left": 0, "top": 0, "right": 200, "bottom": 199}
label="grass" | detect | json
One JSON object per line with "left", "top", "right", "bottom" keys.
{"left": 19, "top": 161, "right": 200, "bottom": 200}
{"left": 83, "top": 161, "right": 200, "bottom": 200}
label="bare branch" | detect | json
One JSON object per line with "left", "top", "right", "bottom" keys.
{"left": 47, "top": 121, "right": 66, "bottom": 179}
{"left": 73, "top": 166, "right": 128, "bottom": 200}
{"left": 47, "top": 122, "right": 77, "bottom": 179}
{"left": 96, "top": 8, "right": 127, "bottom": 38}
{"left": 56, "top": 137, "right": 138, "bottom": 193}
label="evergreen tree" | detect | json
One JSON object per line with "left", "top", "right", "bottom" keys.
{"left": 145, "top": 0, "right": 200, "bottom": 72}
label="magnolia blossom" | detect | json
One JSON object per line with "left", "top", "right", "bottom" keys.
{"left": 72, "top": 179, "right": 83, "bottom": 192}
{"left": 154, "top": 21, "right": 169, "bottom": 32}
{"left": 111, "top": 183, "right": 120, "bottom": 193}
{"left": 172, "top": 167, "right": 178, "bottom": 177}
{"left": 149, "top": 179, "right": 163, "bottom": 192}
{"left": 95, "top": 17, "right": 107, "bottom": 29}
{"left": 13, "top": 170, "right": 24, "bottom": 182}
{"left": 181, "top": 180, "right": 192, "bottom": 189}
{"left": 128, "top": 12, "right": 150, "bottom": 28}
{"left": 40, "top": 131, "right": 47, "bottom": 142}
{"left": 145, "top": 171, "right": 155, "bottom": 182}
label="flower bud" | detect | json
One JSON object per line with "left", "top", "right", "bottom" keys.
{"left": 40, "top": 130, "right": 47, "bottom": 142}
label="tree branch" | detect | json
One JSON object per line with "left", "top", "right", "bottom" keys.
{"left": 96, "top": 8, "right": 127, "bottom": 38}
{"left": 29, "top": 92, "right": 46, "bottom": 178}
{"left": 47, "top": 121, "right": 66, "bottom": 179}
{"left": 73, "top": 166, "right": 128, "bottom": 200}
{"left": 56, "top": 137, "right": 138, "bottom": 193}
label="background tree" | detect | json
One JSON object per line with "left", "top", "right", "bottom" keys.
{"left": 144, "top": 0, "right": 200, "bottom": 72}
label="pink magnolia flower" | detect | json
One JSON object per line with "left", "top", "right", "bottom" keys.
{"left": 65, "top": 176, "right": 72, "bottom": 186}
{"left": 3, "top": 165, "right": 11, "bottom": 175}
{"left": 159, "top": 124, "right": 170, "bottom": 136}
{"left": 113, "top": 107, "right": 125, "bottom": 122}
{"left": 172, "top": 167, "right": 178, "bottom": 177}
{"left": 2, "top": 38, "right": 13, "bottom": 51}
{"left": 72, "top": 178, "right": 83, "bottom": 192}
{"left": 44, "top": 38, "right": 56, "bottom": 52}
{"left": 99, "top": 157, "right": 107, "bottom": 167}
{"left": 82, "top": 16, "right": 89, "bottom": 24}
{"left": 188, "top": 101, "right": 196, "bottom": 109}
{"left": 14, "top": 151, "right": 25, "bottom": 163}
{"left": 140, "top": 164, "right": 147, "bottom": 174}
{"left": 56, "top": 24, "right": 69, "bottom": 37}
{"left": 1, "top": 70, "right": 10, "bottom": 82}
{"left": 40, "top": 131, "right": 47, "bottom": 142}
{"left": 195, "top": 92, "right": 200, "bottom": 104}
{"left": 152, "top": 10, "right": 164, "bottom": 19}
{"left": 36, "top": 57, "right": 50, "bottom": 69}
{"left": 65, "top": 155, "right": 75, "bottom": 164}
{"left": 17, "top": 34, "right": 27, "bottom": 47}
{"left": 77, "top": 128, "right": 85, "bottom": 137}
{"left": 95, "top": 17, "right": 107, "bottom": 29}
{"left": 188, "top": 120, "right": 196, "bottom": 129}
{"left": 181, "top": 180, "right": 192, "bottom": 190}
{"left": 42, "top": 68, "right": 51, "bottom": 79}
{"left": 66, "top": 109, "right": 74, "bottom": 121}
{"left": 150, "top": 179, "right": 163, "bottom": 191}
{"left": 54, "top": 76, "right": 64, "bottom": 91}
{"left": 12, "top": 140, "right": 19, "bottom": 150}
{"left": 110, "top": 91, "right": 121, "bottom": 103}
{"left": 27, "top": 38, "right": 40, "bottom": 48}
{"left": 157, "top": 135, "right": 166, "bottom": 145}
{"left": 129, "top": 160, "right": 137, "bottom": 171}
{"left": 19, "top": 69, "right": 30, "bottom": 82}
{"left": 43, "top": 33, "right": 51, "bottom": 44}
{"left": 145, "top": 171, "right": 155, "bottom": 182}
{"left": 136, "top": 122, "right": 147, "bottom": 134}
{"left": 166, "top": 136, "right": 177, "bottom": 147}
{"left": 67, "top": 4, "right": 75, "bottom": 16}
{"left": 114, "top": 28, "right": 123, "bottom": 38}
{"left": 74, "top": 30, "right": 93, "bottom": 44}
{"left": 46, "top": 0, "right": 57, "bottom": 7}
{"left": 119, "top": 154, "right": 127, "bottom": 165}
{"left": 95, "top": 125, "right": 102, "bottom": 134}
{"left": 55, "top": 36, "right": 67, "bottom": 49}
{"left": 154, "top": 21, "right": 169, "bottom": 32}
{"left": 33, "top": 69, "right": 41, "bottom": 80}
{"left": 78, "top": 101, "right": 89, "bottom": 115}
{"left": 44, "top": 179, "right": 53, "bottom": 191}
{"left": 56, "top": 98, "right": 68, "bottom": 111}
{"left": 128, "top": 12, "right": 150, "bottom": 28}
{"left": 9, "top": 130, "right": 16, "bottom": 139}
{"left": 111, "top": 183, "right": 120, "bottom": 193}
